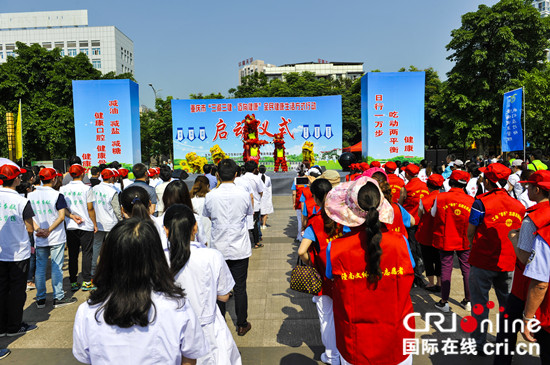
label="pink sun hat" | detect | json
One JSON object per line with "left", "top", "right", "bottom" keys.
{"left": 324, "top": 176, "right": 394, "bottom": 227}
{"left": 359, "top": 167, "right": 388, "bottom": 180}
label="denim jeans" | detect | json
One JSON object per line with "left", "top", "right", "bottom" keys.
{"left": 27, "top": 234, "right": 35, "bottom": 282}
{"left": 36, "top": 243, "right": 66, "bottom": 301}
{"left": 92, "top": 231, "right": 107, "bottom": 277}
{"left": 469, "top": 266, "right": 513, "bottom": 346}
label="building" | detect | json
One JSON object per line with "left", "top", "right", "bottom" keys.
{"left": 0, "top": 10, "right": 133, "bottom": 75}
{"left": 239, "top": 59, "right": 364, "bottom": 85}
{"left": 533, "top": 0, "right": 550, "bottom": 17}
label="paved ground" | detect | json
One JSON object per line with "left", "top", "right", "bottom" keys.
{"left": 0, "top": 195, "right": 541, "bottom": 364}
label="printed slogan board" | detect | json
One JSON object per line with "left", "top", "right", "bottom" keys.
{"left": 171, "top": 96, "right": 342, "bottom": 167}
{"left": 361, "top": 72, "right": 425, "bottom": 162}
{"left": 72, "top": 79, "right": 141, "bottom": 168}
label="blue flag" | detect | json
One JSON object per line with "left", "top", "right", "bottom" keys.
{"left": 502, "top": 88, "right": 523, "bottom": 152}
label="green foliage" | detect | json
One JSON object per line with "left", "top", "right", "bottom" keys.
{"left": 140, "top": 97, "right": 174, "bottom": 162}
{"left": 438, "top": 0, "right": 550, "bottom": 153}
{"left": 0, "top": 42, "right": 135, "bottom": 161}
{"left": 189, "top": 92, "right": 224, "bottom": 99}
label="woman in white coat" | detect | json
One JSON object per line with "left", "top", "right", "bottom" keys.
{"left": 164, "top": 204, "right": 242, "bottom": 365}
{"left": 259, "top": 165, "right": 273, "bottom": 229}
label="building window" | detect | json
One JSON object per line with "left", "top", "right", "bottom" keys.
{"left": 92, "top": 59, "right": 101, "bottom": 69}
{"left": 0, "top": 53, "right": 3, "bottom": 59}
{"left": 91, "top": 40, "right": 100, "bottom": 47}
{"left": 60, "top": 50, "right": 65, "bottom": 57}
{"left": 42, "top": 42, "right": 52, "bottom": 49}
{"left": 6, "top": 44, "right": 15, "bottom": 51}
{"left": 68, "top": 49, "right": 77, "bottom": 57}
{"left": 6, "top": 51, "right": 15, "bottom": 57}
{"left": 80, "top": 49, "right": 89, "bottom": 55}
{"left": 67, "top": 41, "right": 76, "bottom": 48}
{"left": 92, "top": 48, "right": 101, "bottom": 56}
{"left": 79, "top": 41, "right": 88, "bottom": 48}
{"left": 54, "top": 41, "right": 64, "bottom": 49}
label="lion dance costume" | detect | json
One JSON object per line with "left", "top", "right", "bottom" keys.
{"left": 238, "top": 114, "right": 268, "bottom": 164}
{"left": 272, "top": 133, "right": 288, "bottom": 172}
{"left": 185, "top": 152, "right": 208, "bottom": 174}
{"left": 210, "top": 144, "right": 228, "bottom": 165}
{"left": 302, "top": 141, "right": 315, "bottom": 166}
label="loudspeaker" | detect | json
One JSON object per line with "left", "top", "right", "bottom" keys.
{"left": 53, "top": 159, "right": 69, "bottom": 173}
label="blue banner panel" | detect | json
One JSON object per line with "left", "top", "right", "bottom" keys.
{"left": 72, "top": 80, "right": 141, "bottom": 168}
{"left": 171, "top": 96, "right": 342, "bottom": 165}
{"left": 361, "top": 72, "right": 425, "bottom": 162}
{"left": 502, "top": 88, "right": 523, "bottom": 152}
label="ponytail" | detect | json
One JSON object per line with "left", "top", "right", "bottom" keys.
{"left": 310, "top": 178, "right": 337, "bottom": 237}
{"left": 164, "top": 204, "right": 195, "bottom": 276}
{"left": 364, "top": 207, "right": 383, "bottom": 283}
{"left": 357, "top": 183, "right": 384, "bottom": 283}
{"left": 120, "top": 186, "right": 152, "bottom": 221}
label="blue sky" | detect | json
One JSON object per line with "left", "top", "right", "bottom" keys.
{"left": 3, "top": 1, "right": 499, "bottom": 108}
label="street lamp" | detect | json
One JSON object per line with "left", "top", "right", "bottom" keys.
{"left": 148, "top": 83, "right": 157, "bottom": 100}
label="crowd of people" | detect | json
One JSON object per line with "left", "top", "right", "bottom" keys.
{"left": 1, "top": 148, "right": 550, "bottom": 364}
{"left": 0, "top": 156, "right": 273, "bottom": 364}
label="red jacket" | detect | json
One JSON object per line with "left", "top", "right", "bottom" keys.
{"left": 469, "top": 189, "right": 525, "bottom": 272}
{"left": 403, "top": 177, "right": 429, "bottom": 224}
{"left": 432, "top": 188, "right": 475, "bottom": 251}
{"left": 308, "top": 213, "right": 344, "bottom": 297}
{"left": 385, "top": 202, "right": 408, "bottom": 239}
{"left": 330, "top": 228, "right": 415, "bottom": 365}
{"left": 416, "top": 190, "right": 440, "bottom": 246}
{"left": 511, "top": 201, "right": 550, "bottom": 301}
{"left": 301, "top": 187, "right": 319, "bottom": 218}
{"left": 388, "top": 174, "right": 405, "bottom": 204}
{"left": 294, "top": 184, "right": 307, "bottom": 210}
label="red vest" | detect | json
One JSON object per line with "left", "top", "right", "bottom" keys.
{"left": 346, "top": 174, "right": 350, "bottom": 182}
{"left": 294, "top": 184, "right": 307, "bottom": 210}
{"left": 385, "top": 202, "right": 408, "bottom": 239}
{"left": 403, "top": 177, "right": 429, "bottom": 224}
{"left": 432, "top": 188, "right": 475, "bottom": 251}
{"left": 416, "top": 190, "right": 439, "bottom": 246}
{"left": 302, "top": 187, "right": 319, "bottom": 218}
{"left": 330, "top": 228, "right": 415, "bottom": 365}
{"left": 308, "top": 213, "right": 344, "bottom": 297}
{"left": 469, "top": 189, "right": 526, "bottom": 272}
{"left": 387, "top": 174, "right": 405, "bottom": 204}
{"left": 534, "top": 222, "right": 550, "bottom": 333}
{"left": 511, "top": 201, "right": 550, "bottom": 301}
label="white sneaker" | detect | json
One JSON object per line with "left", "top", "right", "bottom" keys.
{"left": 460, "top": 299, "right": 472, "bottom": 311}
{"left": 434, "top": 300, "right": 450, "bottom": 313}
{"left": 320, "top": 352, "right": 331, "bottom": 364}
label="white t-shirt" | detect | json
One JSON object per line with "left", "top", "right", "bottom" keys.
{"left": 234, "top": 177, "right": 254, "bottom": 230}
{"left": 60, "top": 180, "right": 95, "bottom": 231}
{"left": 242, "top": 172, "right": 263, "bottom": 212}
{"left": 28, "top": 186, "right": 67, "bottom": 247}
{"left": 174, "top": 241, "right": 234, "bottom": 325}
{"left": 73, "top": 292, "right": 209, "bottom": 365}
{"left": 93, "top": 182, "right": 119, "bottom": 232}
{"left": 0, "top": 187, "right": 32, "bottom": 261}
{"left": 203, "top": 183, "right": 253, "bottom": 260}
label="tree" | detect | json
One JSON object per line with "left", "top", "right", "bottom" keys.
{"left": 140, "top": 96, "right": 173, "bottom": 163}
{"left": 440, "top": 0, "right": 550, "bottom": 154}
{"left": 0, "top": 42, "right": 137, "bottom": 161}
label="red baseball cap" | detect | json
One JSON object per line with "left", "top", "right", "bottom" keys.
{"left": 427, "top": 174, "right": 444, "bottom": 188}
{"left": 480, "top": 163, "right": 511, "bottom": 184}
{"left": 384, "top": 161, "right": 397, "bottom": 172}
{"left": 404, "top": 164, "right": 420, "bottom": 176}
{"left": 111, "top": 168, "right": 120, "bottom": 178}
{"left": 370, "top": 161, "right": 381, "bottom": 168}
{"left": 450, "top": 170, "right": 470, "bottom": 184}
{"left": 39, "top": 167, "right": 61, "bottom": 181}
{"left": 69, "top": 164, "right": 86, "bottom": 177}
{"left": 360, "top": 162, "right": 370, "bottom": 171}
{"left": 148, "top": 168, "right": 157, "bottom": 177}
{"left": 101, "top": 169, "right": 116, "bottom": 180}
{"left": 0, "top": 164, "right": 27, "bottom": 183}
{"left": 118, "top": 168, "right": 129, "bottom": 178}
{"left": 519, "top": 170, "right": 550, "bottom": 191}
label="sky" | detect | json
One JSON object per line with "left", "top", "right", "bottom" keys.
{"left": 2, "top": 0, "right": 500, "bottom": 108}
